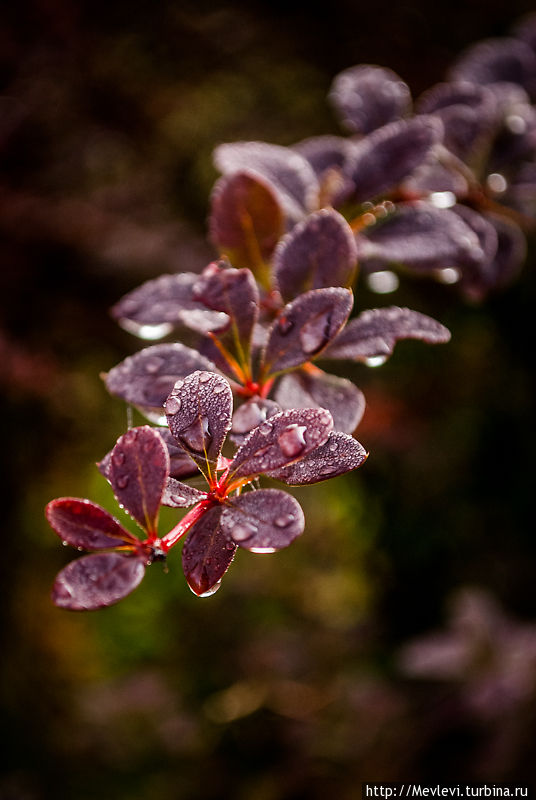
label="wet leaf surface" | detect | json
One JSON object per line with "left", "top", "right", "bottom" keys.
{"left": 181, "top": 505, "right": 236, "bottom": 596}
{"left": 52, "top": 552, "right": 146, "bottom": 611}
{"left": 274, "top": 369, "right": 365, "bottom": 433}
{"left": 263, "top": 287, "right": 353, "bottom": 375}
{"left": 230, "top": 396, "right": 282, "bottom": 446}
{"left": 329, "top": 65, "right": 412, "bottom": 135}
{"left": 222, "top": 489, "right": 304, "bottom": 551}
{"left": 162, "top": 478, "right": 208, "bottom": 508}
{"left": 268, "top": 431, "right": 368, "bottom": 485}
{"left": 46, "top": 498, "right": 140, "bottom": 550}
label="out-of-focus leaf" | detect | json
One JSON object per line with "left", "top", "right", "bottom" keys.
{"left": 401, "top": 154, "right": 469, "bottom": 197}
{"left": 345, "top": 117, "right": 443, "bottom": 202}
{"left": 263, "top": 287, "right": 353, "bottom": 375}
{"left": 46, "top": 498, "right": 140, "bottom": 550}
{"left": 273, "top": 209, "right": 357, "bottom": 303}
{"left": 221, "top": 489, "right": 304, "bottom": 552}
{"left": 108, "top": 426, "right": 169, "bottom": 534}
{"left": 228, "top": 407, "right": 333, "bottom": 481}
{"left": 104, "top": 343, "right": 216, "bottom": 423}
{"left": 451, "top": 205, "right": 500, "bottom": 299}
{"left": 165, "top": 371, "right": 233, "bottom": 476}
{"left": 512, "top": 13, "right": 536, "bottom": 53}
{"left": 488, "top": 103, "right": 536, "bottom": 169}
{"left": 181, "top": 506, "right": 236, "bottom": 596}
{"left": 293, "top": 135, "right": 351, "bottom": 177}
{"left": 153, "top": 428, "right": 200, "bottom": 479}
{"left": 52, "top": 553, "right": 146, "bottom": 611}
{"left": 230, "top": 397, "right": 282, "bottom": 446}
{"left": 209, "top": 171, "right": 285, "bottom": 273}
{"left": 268, "top": 431, "right": 368, "bottom": 485}
{"left": 213, "top": 141, "right": 319, "bottom": 222}
{"left": 111, "top": 273, "right": 228, "bottom": 338}
{"left": 484, "top": 212, "right": 527, "bottom": 290}
{"left": 324, "top": 306, "right": 451, "bottom": 362}
{"left": 448, "top": 37, "right": 536, "bottom": 98}
{"left": 355, "top": 202, "right": 484, "bottom": 274}
{"left": 329, "top": 65, "right": 412, "bottom": 135}
{"left": 162, "top": 478, "right": 207, "bottom": 508}
{"left": 191, "top": 260, "right": 259, "bottom": 357}
{"left": 274, "top": 369, "right": 365, "bottom": 433}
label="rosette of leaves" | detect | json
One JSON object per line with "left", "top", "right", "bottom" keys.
{"left": 46, "top": 371, "right": 368, "bottom": 607}
{"left": 107, "top": 259, "right": 450, "bottom": 436}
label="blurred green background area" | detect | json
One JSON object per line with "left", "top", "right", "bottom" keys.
{"left": 2, "top": 0, "right": 536, "bottom": 797}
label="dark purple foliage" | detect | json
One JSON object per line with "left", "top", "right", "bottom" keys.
{"left": 181, "top": 506, "right": 237, "bottom": 597}
{"left": 268, "top": 431, "right": 368, "bottom": 485}
{"left": 221, "top": 489, "right": 304, "bottom": 551}
{"left": 52, "top": 552, "right": 147, "bottom": 611}
{"left": 46, "top": 498, "right": 140, "bottom": 550}
{"left": 329, "top": 65, "right": 412, "bottom": 135}
{"left": 230, "top": 396, "right": 282, "bottom": 446}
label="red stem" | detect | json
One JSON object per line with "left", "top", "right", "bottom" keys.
{"left": 160, "top": 500, "right": 214, "bottom": 552}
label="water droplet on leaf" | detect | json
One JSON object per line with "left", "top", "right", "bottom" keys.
{"left": 116, "top": 475, "right": 129, "bottom": 489}
{"left": 165, "top": 395, "right": 181, "bottom": 415}
{"left": 274, "top": 514, "right": 294, "bottom": 528}
{"left": 277, "top": 315, "right": 294, "bottom": 335}
{"left": 232, "top": 521, "right": 258, "bottom": 542}
{"left": 277, "top": 424, "right": 307, "bottom": 458}
{"left": 199, "top": 579, "right": 222, "bottom": 598}
{"left": 365, "top": 355, "right": 388, "bottom": 367}
{"left": 299, "top": 310, "right": 332, "bottom": 355}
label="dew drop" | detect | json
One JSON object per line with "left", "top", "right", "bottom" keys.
{"left": 252, "top": 444, "right": 271, "bottom": 458}
{"left": 232, "top": 521, "right": 258, "bottom": 542}
{"left": 213, "top": 383, "right": 225, "bottom": 394}
{"left": 179, "top": 416, "right": 211, "bottom": 455}
{"left": 116, "top": 475, "right": 129, "bottom": 489}
{"left": 366, "top": 270, "right": 399, "bottom": 295}
{"left": 486, "top": 172, "right": 508, "bottom": 194}
{"left": 120, "top": 321, "right": 174, "bottom": 340}
{"left": 111, "top": 451, "right": 126, "bottom": 466}
{"left": 249, "top": 546, "right": 277, "bottom": 554}
{"left": 277, "top": 315, "right": 294, "bottom": 335}
{"left": 199, "top": 579, "right": 222, "bottom": 598}
{"left": 277, "top": 424, "right": 307, "bottom": 458}
{"left": 274, "top": 514, "right": 294, "bottom": 528}
{"left": 328, "top": 442, "right": 338, "bottom": 452}
{"left": 199, "top": 372, "right": 212, "bottom": 383}
{"left": 299, "top": 311, "right": 331, "bottom": 355}
{"left": 225, "top": 540, "right": 236, "bottom": 551}
{"left": 165, "top": 395, "right": 181, "bottom": 415}
{"left": 365, "top": 355, "right": 388, "bottom": 368}
{"left": 144, "top": 356, "right": 164, "bottom": 374}
{"left": 259, "top": 421, "right": 273, "bottom": 436}
{"left": 62, "top": 540, "right": 68, "bottom": 547}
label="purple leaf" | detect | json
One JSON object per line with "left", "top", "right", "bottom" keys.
{"left": 451, "top": 205, "right": 500, "bottom": 299}
{"left": 273, "top": 209, "right": 358, "bottom": 303}
{"left": 345, "top": 117, "right": 443, "bottom": 202}
{"left": 263, "top": 287, "right": 353, "bottom": 375}
{"left": 329, "top": 64, "right": 412, "bottom": 135}
{"left": 52, "top": 552, "right": 146, "bottom": 611}
{"left": 191, "top": 260, "right": 259, "bottom": 355}
{"left": 221, "top": 489, "right": 304, "bottom": 552}
{"left": 104, "top": 343, "right": 217, "bottom": 423}
{"left": 181, "top": 505, "right": 236, "bottom": 596}
{"left": 153, "top": 428, "right": 200, "bottom": 479}
{"left": 512, "top": 13, "right": 536, "bottom": 53}
{"left": 109, "top": 426, "right": 169, "bottom": 535}
{"left": 162, "top": 478, "right": 208, "bottom": 508}
{"left": 293, "top": 135, "right": 352, "bottom": 178}
{"left": 324, "top": 306, "right": 451, "bottom": 363}
{"left": 213, "top": 141, "right": 319, "bottom": 222}
{"left": 230, "top": 396, "right": 282, "bottom": 446}
{"left": 209, "top": 171, "right": 285, "bottom": 272}
{"left": 228, "top": 407, "right": 333, "bottom": 481}
{"left": 355, "top": 202, "right": 484, "bottom": 275}
{"left": 274, "top": 369, "right": 365, "bottom": 434}
{"left": 164, "top": 371, "right": 233, "bottom": 475}
{"left": 111, "top": 273, "right": 229, "bottom": 339}
{"left": 448, "top": 38, "right": 536, "bottom": 98}
{"left": 401, "top": 153, "right": 470, "bottom": 198}
{"left": 46, "top": 498, "right": 140, "bottom": 550}
{"left": 268, "top": 431, "right": 368, "bottom": 485}
{"left": 483, "top": 213, "right": 527, "bottom": 291}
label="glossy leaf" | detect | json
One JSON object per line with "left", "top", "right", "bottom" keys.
{"left": 162, "top": 478, "right": 207, "bottom": 508}
{"left": 448, "top": 37, "right": 536, "bottom": 97}
{"left": 345, "top": 116, "right": 443, "bottom": 202}
{"left": 45, "top": 497, "right": 140, "bottom": 550}
{"left": 273, "top": 209, "right": 358, "bottom": 303}
{"left": 324, "top": 306, "right": 451, "bottom": 362}
{"left": 52, "top": 552, "right": 146, "bottom": 611}
{"left": 268, "top": 431, "right": 368, "bottom": 485}
{"left": 154, "top": 428, "right": 200, "bottom": 479}
{"left": 230, "top": 396, "right": 282, "bottom": 446}
{"left": 209, "top": 171, "right": 285, "bottom": 272}
{"left": 109, "top": 426, "right": 169, "bottom": 534}
{"left": 274, "top": 369, "right": 365, "bottom": 434}
{"left": 221, "top": 489, "right": 304, "bottom": 552}
{"left": 228, "top": 407, "right": 333, "bottom": 481}
{"left": 213, "top": 141, "right": 319, "bottom": 222}
{"left": 329, "top": 64, "right": 412, "bottom": 135}
{"left": 104, "top": 343, "right": 216, "bottom": 423}
{"left": 165, "top": 371, "right": 233, "bottom": 475}
{"left": 191, "top": 260, "right": 259, "bottom": 355}
{"left": 355, "top": 202, "right": 484, "bottom": 274}
{"left": 111, "top": 273, "right": 228, "bottom": 338}
{"left": 181, "top": 506, "right": 236, "bottom": 596}
{"left": 263, "top": 287, "right": 353, "bottom": 375}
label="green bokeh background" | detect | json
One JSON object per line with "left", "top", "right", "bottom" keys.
{"left": 2, "top": 1, "right": 536, "bottom": 796}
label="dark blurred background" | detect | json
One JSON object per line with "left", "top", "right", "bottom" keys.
{"left": 2, "top": 1, "right": 536, "bottom": 797}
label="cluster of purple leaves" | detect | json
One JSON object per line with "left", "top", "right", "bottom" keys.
{"left": 209, "top": 13, "right": 536, "bottom": 301}
{"left": 47, "top": 371, "right": 367, "bottom": 608}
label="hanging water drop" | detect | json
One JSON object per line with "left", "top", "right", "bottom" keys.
{"left": 199, "top": 579, "right": 222, "bottom": 598}
{"left": 277, "top": 424, "right": 307, "bottom": 458}
{"left": 365, "top": 355, "right": 388, "bottom": 367}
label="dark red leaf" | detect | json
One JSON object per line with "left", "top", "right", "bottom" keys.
{"left": 209, "top": 171, "right": 285, "bottom": 272}
{"left": 213, "top": 141, "right": 319, "bottom": 222}
{"left": 52, "top": 552, "right": 146, "bottom": 610}
{"left": 104, "top": 343, "right": 217, "bottom": 423}
{"left": 46, "top": 498, "right": 140, "bottom": 550}
{"left": 109, "top": 426, "right": 169, "bottom": 535}
{"left": 221, "top": 489, "right": 304, "bottom": 552}
{"left": 111, "top": 273, "right": 228, "bottom": 339}
{"left": 230, "top": 396, "right": 282, "bottom": 446}
{"left": 274, "top": 369, "right": 365, "bottom": 433}
{"left": 273, "top": 209, "right": 358, "bottom": 303}
{"left": 181, "top": 506, "right": 236, "bottom": 596}
{"left": 324, "top": 306, "right": 451, "bottom": 363}
{"left": 228, "top": 407, "right": 333, "bottom": 481}
{"left": 153, "top": 428, "right": 200, "bottom": 479}
{"left": 263, "top": 287, "right": 353, "bottom": 375}
{"left": 268, "top": 431, "right": 368, "bottom": 485}
{"left": 165, "top": 371, "right": 233, "bottom": 476}
{"left": 329, "top": 65, "right": 412, "bottom": 135}
{"left": 162, "top": 478, "right": 208, "bottom": 508}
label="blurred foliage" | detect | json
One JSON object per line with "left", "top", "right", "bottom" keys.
{"left": 2, "top": 0, "right": 536, "bottom": 797}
